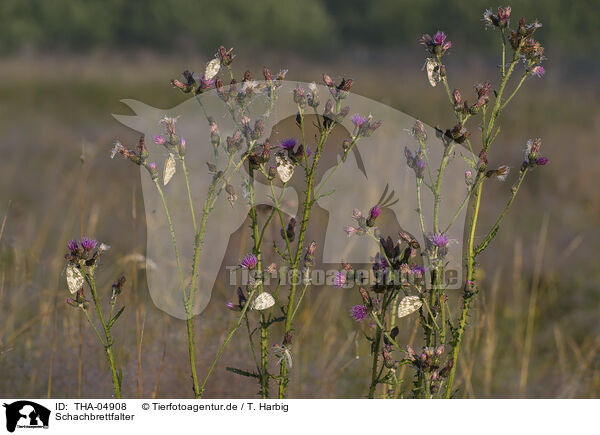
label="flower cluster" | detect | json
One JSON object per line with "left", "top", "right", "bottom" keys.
{"left": 351, "top": 113, "right": 382, "bottom": 138}
{"left": 404, "top": 146, "right": 427, "bottom": 179}
{"left": 522, "top": 138, "right": 549, "bottom": 168}
{"left": 420, "top": 31, "right": 452, "bottom": 56}
{"left": 506, "top": 17, "right": 545, "bottom": 76}
{"left": 405, "top": 345, "right": 454, "bottom": 393}
{"left": 278, "top": 137, "right": 310, "bottom": 163}
{"left": 453, "top": 81, "right": 492, "bottom": 115}
{"left": 65, "top": 237, "right": 108, "bottom": 267}
{"left": 344, "top": 204, "right": 382, "bottom": 238}
{"left": 483, "top": 6, "right": 512, "bottom": 29}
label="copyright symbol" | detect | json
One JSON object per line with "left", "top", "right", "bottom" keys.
{"left": 142, "top": 403, "right": 150, "bottom": 410}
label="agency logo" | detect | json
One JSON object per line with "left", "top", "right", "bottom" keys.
{"left": 3, "top": 401, "right": 50, "bottom": 432}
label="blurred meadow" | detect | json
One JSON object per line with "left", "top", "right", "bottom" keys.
{"left": 0, "top": 0, "right": 599, "bottom": 398}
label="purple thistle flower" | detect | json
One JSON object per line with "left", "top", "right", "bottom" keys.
{"left": 369, "top": 205, "right": 381, "bottom": 220}
{"left": 536, "top": 156, "right": 549, "bottom": 165}
{"left": 531, "top": 65, "right": 545, "bottom": 78}
{"left": 416, "top": 159, "right": 427, "bottom": 171}
{"left": 80, "top": 237, "right": 97, "bottom": 252}
{"left": 153, "top": 135, "right": 167, "bottom": 145}
{"left": 148, "top": 162, "right": 157, "bottom": 171}
{"left": 433, "top": 31, "right": 447, "bottom": 45}
{"left": 240, "top": 254, "right": 258, "bottom": 270}
{"left": 410, "top": 264, "right": 427, "bottom": 278}
{"left": 280, "top": 137, "right": 297, "bottom": 151}
{"left": 350, "top": 305, "right": 368, "bottom": 322}
{"left": 198, "top": 75, "right": 215, "bottom": 92}
{"left": 226, "top": 301, "right": 236, "bottom": 311}
{"left": 421, "top": 31, "right": 452, "bottom": 55}
{"left": 351, "top": 114, "right": 367, "bottom": 128}
{"left": 333, "top": 271, "right": 347, "bottom": 288}
{"left": 429, "top": 231, "right": 450, "bottom": 248}
{"left": 373, "top": 252, "right": 389, "bottom": 272}
{"left": 67, "top": 239, "right": 79, "bottom": 254}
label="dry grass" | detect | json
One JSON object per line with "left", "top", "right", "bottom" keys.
{"left": 0, "top": 50, "right": 598, "bottom": 398}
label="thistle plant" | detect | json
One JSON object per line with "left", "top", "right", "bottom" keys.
{"left": 112, "top": 49, "right": 285, "bottom": 397}
{"left": 111, "top": 45, "right": 381, "bottom": 398}
{"left": 211, "top": 72, "right": 380, "bottom": 398}
{"left": 344, "top": 6, "right": 548, "bottom": 398}
{"left": 64, "top": 238, "right": 125, "bottom": 398}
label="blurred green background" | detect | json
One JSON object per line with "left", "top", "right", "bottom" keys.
{"left": 0, "top": 0, "right": 598, "bottom": 398}
{"left": 0, "top": 0, "right": 598, "bottom": 56}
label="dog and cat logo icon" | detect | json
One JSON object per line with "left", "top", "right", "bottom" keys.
{"left": 3, "top": 401, "right": 50, "bottom": 432}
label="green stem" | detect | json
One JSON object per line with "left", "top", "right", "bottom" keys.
{"left": 198, "top": 288, "right": 258, "bottom": 396}
{"left": 153, "top": 179, "right": 201, "bottom": 398}
{"left": 444, "top": 175, "right": 484, "bottom": 397}
{"left": 278, "top": 121, "right": 332, "bottom": 398}
{"left": 248, "top": 165, "right": 269, "bottom": 398}
{"left": 368, "top": 322, "right": 383, "bottom": 398}
{"left": 86, "top": 274, "right": 121, "bottom": 398}
{"left": 474, "top": 168, "right": 528, "bottom": 256}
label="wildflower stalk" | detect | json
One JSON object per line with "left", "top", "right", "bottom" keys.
{"left": 278, "top": 115, "right": 333, "bottom": 398}
{"left": 368, "top": 324, "right": 383, "bottom": 398}
{"left": 84, "top": 274, "right": 121, "bottom": 398}
{"left": 475, "top": 168, "right": 529, "bottom": 256}
{"left": 247, "top": 164, "right": 270, "bottom": 398}
{"left": 152, "top": 179, "right": 201, "bottom": 398}
{"left": 444, "top": 36, "right": 526, "bottom": 397}
{"left": 198, "top": 288, "right": 258, "bottom": 396}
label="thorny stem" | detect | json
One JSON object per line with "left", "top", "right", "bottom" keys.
{"left": 199, "top": 288, "right": 258, "bottom": 396}
{"left": 443, "top": 38, "right": 525, "bottom": 397}
{"left": 85, "top": 274, "right": 121, "bottom": 398}
{"left": 248, "top": 165, "right": 270, "bottom": 398}
{"left": 444, "top": 178, "right": 483, "bottom": 398}
{"left": 153, "top": 179, "right": 201, "bottom": 398}
{"left": 475, "top": 168, "right": 529, "bottom": 256}
{"left": 368, "top": 324, "right": 383, "bottom": 398}
{"left": 278, "top": 115, "right": 333, "bottom": 398}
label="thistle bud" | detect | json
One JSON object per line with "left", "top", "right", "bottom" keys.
{"left": 359, "top": 287, "right": 371, "bottom": 306}
{"left": 367, "top": 205, "right": 381, "bottom": 227}
{"left": 382, "top": 347, "right": 394, "bottom": 368}
{"left": 225, "top": 183, "right": 237, "bottom": 205}
{"left": 304, "top": 241, "right": 317, "bottom": 267}
{"left": 217, "top": 46, "right": 234, "bottom": 66}
{"left": 307, "top": 82, "right": 320, "bottom": 108}
{"left": 253, "top": 119, "right": 265, "bottom": 140}
{"left": 323, "top": 73, "right": 335, "bottom": 87}
{"left": 452, "top": 89, "right": 462, "bottom": 107}
{"left": 478, "top": 149, "right": 488, "bottom": 167}
{"left": 111, "top": 275, "right": 126, "bottom": 301}
{"left": 293, "top": 85, "right": 307, "bottom": 108}
{"left": 435, "top": 345, "right": 444, "bottom": 357}
{"left": 237, "top": 287, "right": 247, "bottom": 308}
{"left": 281, "top": 217, "right": 296, "bottom": 242}
{"left": 263, "top": 67, "right": 272, "bottom": 82}
{"left": 486, "top": 165, "right": 510, "bottom": 181}
{"left": 148, "top": 162, "right": 158, "bottom": 180}
{"left": 206, "top": 162, "right": 217, "bottom": 173}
